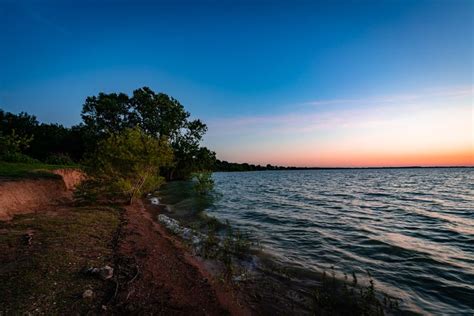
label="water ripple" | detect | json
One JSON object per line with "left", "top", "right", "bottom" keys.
{"left": 206, "top": 168, "right": 474, "bottom": 315}
{"left": 161, "top": 168, "right": 474, "bottom": 315}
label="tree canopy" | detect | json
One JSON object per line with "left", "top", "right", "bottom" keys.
{"left": 0, "top": 109, "right": 87, "bottom": 162}
{"left": 81, "top": 87, "right": 215, "bottom": 179}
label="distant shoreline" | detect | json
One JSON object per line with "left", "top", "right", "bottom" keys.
{"left": 215, "top": 165, "right": 473, "bottom": 172}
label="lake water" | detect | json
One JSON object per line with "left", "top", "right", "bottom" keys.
{"left": 160, "top": 168, "right": 474, "bottom": 315}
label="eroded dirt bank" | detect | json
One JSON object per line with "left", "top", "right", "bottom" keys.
{"left": 51, "top": 168, "right": 85, "bottom": 190}
{"left": 113, "top": 199, "right": 249, "bottom": 315}
{"left": 0, "top": 169, "right": 84, "bottom": 221}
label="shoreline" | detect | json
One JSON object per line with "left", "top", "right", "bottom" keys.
{"left": 113, "top": 198, "right": 249, "bottom": 315}
{"left": 214, "top": 165, "right": 474, "bottom": 172}
{"left": 153, "top": 188, "right": 403, "bottom": 315}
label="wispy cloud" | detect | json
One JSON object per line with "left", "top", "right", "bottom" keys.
{"left": 208, "top": 85, "right": 473, "bottom": 134}
{"left": 206, "top": 85, "right": 473, "bottom": 166}
{"left": 301, "top": 85, "right": 473, "bottom": 107}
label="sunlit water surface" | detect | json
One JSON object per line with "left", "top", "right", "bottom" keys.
{"left": 159, "top": 168, "right": 474, "bottom": 314}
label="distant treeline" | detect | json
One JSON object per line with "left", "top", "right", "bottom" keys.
{"left": 214, "top": 160, "right": 299, "bottom": 172}
{"left": 0, "top": 109, "right": 87, "bottom": 164}
{"left": 213, "top": 162, "right": 471, "bottom": 172}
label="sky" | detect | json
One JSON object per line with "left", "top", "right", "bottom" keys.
{"left": 0, "top": 0, "right": 472, "bottom": 167}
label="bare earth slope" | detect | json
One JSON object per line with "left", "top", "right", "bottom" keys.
{"left": 0, "top": 169, "right": 84, "bottom": 221}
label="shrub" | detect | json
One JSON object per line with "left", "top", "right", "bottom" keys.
{"left": 0, "top": 130, "right": 36, "bottom": 162}
{"left": 192, "top": 171, "right": 214, "bottom": 195}
{"left": 45, "top": 153, "right": 75, "bottom": 165}
{"left": 79, "top": 126, "right": 174, "bottom": 204}
{"left": 0, "top": 152, "right": 39, "bottom": 163}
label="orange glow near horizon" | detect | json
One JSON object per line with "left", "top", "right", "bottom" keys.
{"left": 208, "top": 88, "right": 474, "bottom": 167}
{"left": 230, "top": 147, "right": 474, "bottom": 168}
{"left": 270, "top": 149, "right": 474, "bottom": 168}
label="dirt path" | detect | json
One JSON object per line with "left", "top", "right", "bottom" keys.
{"left": 113, "top": 200, "right": 249, "bottom": 315}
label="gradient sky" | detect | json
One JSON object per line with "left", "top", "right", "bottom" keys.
{"left": 1, "top": 0, "right": 472, "bottom": 167}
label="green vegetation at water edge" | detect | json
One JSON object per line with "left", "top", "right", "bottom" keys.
{"left": 192, "top": 171, "right": 215, "bottom": 195}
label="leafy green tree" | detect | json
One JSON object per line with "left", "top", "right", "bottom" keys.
{"left": 80, "top": 126, "right": 174, "bottom": 204}
{"left": 81, "top": 92, "right": 132, "bottom": 136}
{"left": 1, "top": 109, "right": 89, "bottom": 162}
{"left": 0, "top": 110, "right": 38, "bottom": 137}
{"left": 81, "top": 87, "right": 215, "bottom": 179}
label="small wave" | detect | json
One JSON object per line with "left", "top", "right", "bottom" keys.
{"left": 160, "top": 168, "right": 474, "bottom": 314}
{"left": 380, "top": 232, "right": 474, "bottom": 273}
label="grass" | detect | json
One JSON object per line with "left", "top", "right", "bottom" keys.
{"left": 0, "top": 206, "right": 121, "bottom": 314}
{"left": 311, "top": 268, "right": 400, "bottom": 315}
{"left": 0, "top": 161, "right": 80, "bottom": 179}
{"left": 180, "top": 215, "right": 254, "bottom": 281}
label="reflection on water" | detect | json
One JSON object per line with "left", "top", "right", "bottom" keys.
{"left": 159, "top": 168, "right": 474, "bottom": 315}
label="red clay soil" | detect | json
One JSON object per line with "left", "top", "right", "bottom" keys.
{"left": 0, "top": 179, "right": 69, "bottom": 221}
{"left": 113, "top": 200, "right": 250, "bottom": 315}
{"left": 51, "top": 168, "right": 85, "bottom": 190}
{"left": 0, "top": 169, "right": 85, "bottom": 221}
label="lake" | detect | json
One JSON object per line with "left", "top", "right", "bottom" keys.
{"left": 159, "top": 168, "right": 474, "bottom": 314}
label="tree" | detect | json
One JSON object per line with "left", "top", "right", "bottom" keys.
{"left": 81, "top": 126, "right": 174, "bottom": 204}
{"left": 81, "top": 87, "right": 215, "bottom": 180}
{"left": 0, "top": 109, "right": 89, "bottom": 162}
{"left": 81, "top": 92, "right": 132, "bottom": 136}
{"left": 0, "top": 109, "right": 38, "bottom": 137}
{"left": 0, "top": 129, "right": 35, "bottom": 162}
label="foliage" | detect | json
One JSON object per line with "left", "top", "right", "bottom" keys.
{"left": 27, "top": 123, "right": 86, "bottom": 161}
{"left": 81, "top": 126, "right": 174, "bottom": 204}
{"left": 192, "top": 171, "right": 215, "bottom": 195}
{"left": 1, "top": 90, "right": 217, "bottom": 177}
{"left": 0, "top": 130, "right": 37, "bottom": 163}
{"left": 0, "top": 109, "right": 88, "bottom": 162}
{"left": 81, "top": 87, "right": 216, "bottom": 179}
{"left": 0, "top": 151, "right": 39, "bottom": 164}
{"left": 183, "top": 215, "right": 253, "bottom": 277}
{"left": 0, "top": 110, "right": 37, "bottom": 137}
{"left": 214, "top": 159, "right": 290, "bottom": 172}
{"left": 0, "top": 129, "right": 33, "bottom": 156}
{"left": 44, "top": 153, "right": 74, "bottom": 165}
{"left": 311, "top": 269, "right": 400, "bottom": 315}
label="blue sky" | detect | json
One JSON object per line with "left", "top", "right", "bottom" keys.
{"left": 0, "top": 0, "right": 472, "bottom": 166}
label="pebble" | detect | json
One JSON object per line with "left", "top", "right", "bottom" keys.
{"left": 82, "top": 289, "right": 94, "bottom": 299}
{"left": 150, "top": 197, "right": 160, "bottom": 205}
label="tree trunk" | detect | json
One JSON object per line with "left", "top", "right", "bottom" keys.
{"left": 129, "top": 173, "right": 149, "bottom": 205}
